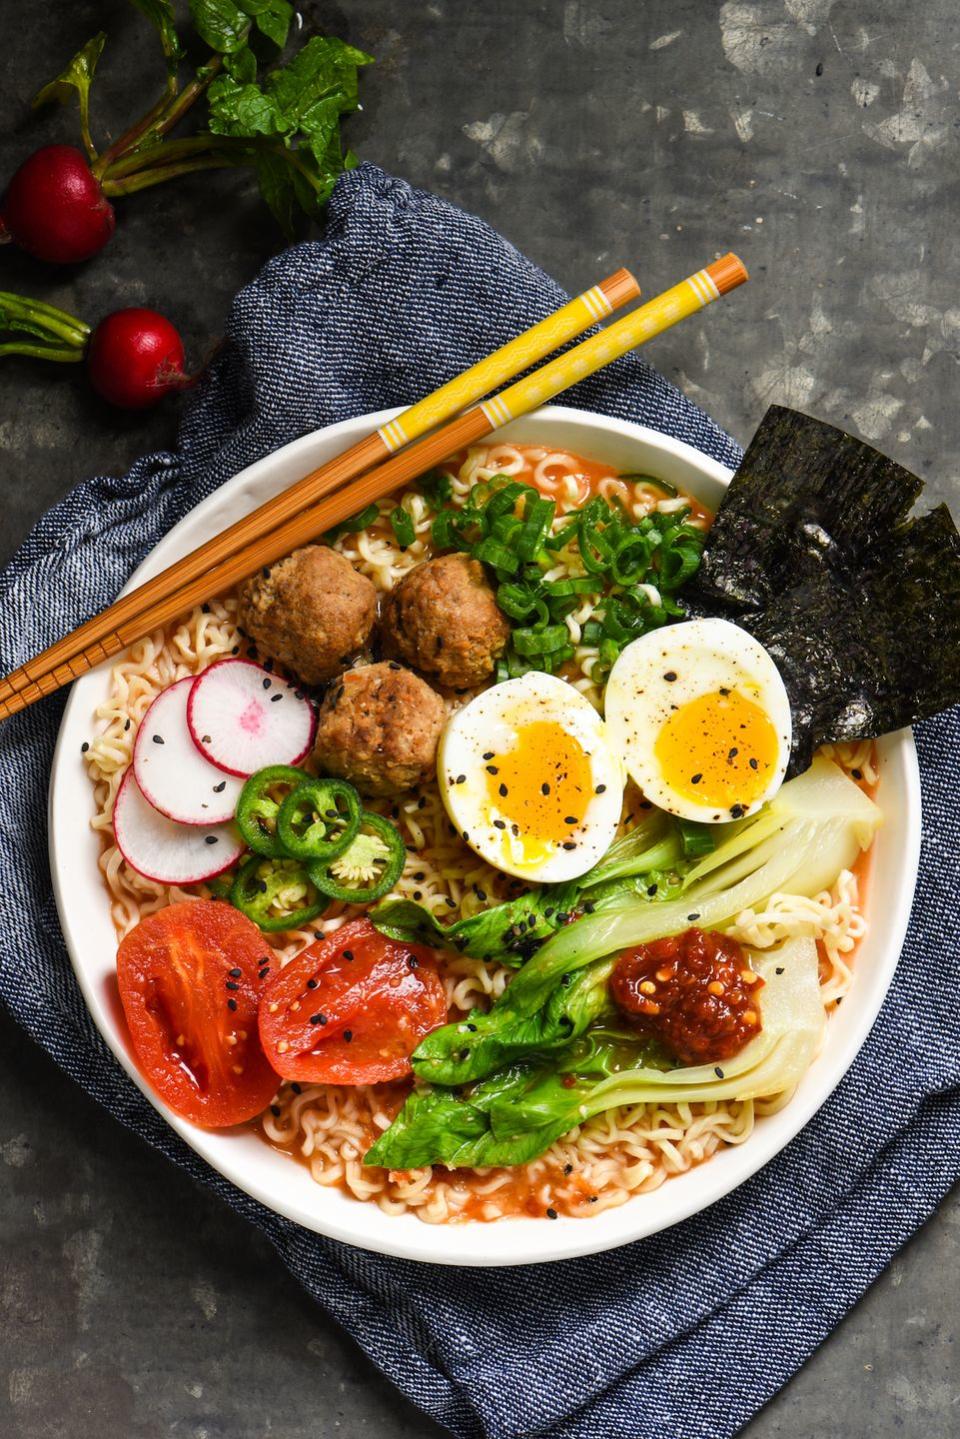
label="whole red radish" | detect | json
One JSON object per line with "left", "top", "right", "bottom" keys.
{"left": 86, "top": 308, "right": 191, "bottom": 408}
{"left": 0, "top": 145, "right": 115, "bottom": 264}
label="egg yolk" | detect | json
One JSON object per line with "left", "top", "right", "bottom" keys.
{"left": 654, "top": 689, "right": 779, "bottom": 813}
{"left": 486, "top": 721, "right": 594, "bottom": 864}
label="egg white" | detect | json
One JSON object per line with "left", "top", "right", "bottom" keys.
{"left": 604, "top": 617, "right": 792, "bottom": 823}
{"left": 438, "top": 672, "right": 625, "bottom": 882}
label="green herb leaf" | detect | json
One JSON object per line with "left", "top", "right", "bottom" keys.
{"left": 240, "top": 0, "right": 293, "bottom": 48}
{"left": 188, "top": 0, "right": 254, "bottom": 53}
{"left": 32, "top": 33, "right": 106, "bottom": 158}
{"left": 129, "top": 0, "right": 184, "bottom": 81}
{"left": 206, "top": 34, "right": 372, "bottom": 220}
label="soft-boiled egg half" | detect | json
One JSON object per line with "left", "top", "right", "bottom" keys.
{"left": 438, "top": 672, "right": 625, "bottom": 882}
{"left": 604, "top": 617, "right": 792, "bottom": 823}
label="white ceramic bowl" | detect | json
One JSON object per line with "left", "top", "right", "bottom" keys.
{"left": 48, "top": 405, "right": 921, "bottom": 1266}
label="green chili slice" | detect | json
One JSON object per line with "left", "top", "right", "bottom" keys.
{"left": 276, "top": 777, "right": 361, "bottom": 862}
{"left": 229, "top": 856, "right": 327, "bottom": 932}
{"left": 307, "top": 811, "right": 406, "bottom": 904}
{"left": 235, "top": 765, "right": 308, "bottom": 858}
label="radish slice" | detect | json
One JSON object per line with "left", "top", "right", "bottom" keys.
{"left": 187, "top": 658, "right": 317, "bottom": 778}
{"left": 134, "top": 678, "right": 244, "bottom": 825}
{"left": 113, "top": 769, "right": 244, "bottom": 885}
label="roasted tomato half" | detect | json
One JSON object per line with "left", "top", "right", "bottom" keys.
{"left": 258, "top": 917, "right": 448, "bottom": 1085}
{"left": 116, "top": 900, "right": 280, "bottom": 1127}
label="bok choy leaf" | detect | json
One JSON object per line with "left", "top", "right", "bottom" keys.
{"left": 403, "top": 757, "right": 876, "bottom": 1090}
{"left": 365, "top": 940, "right": 824, "bottom": 1171}
{"left": 372, "top": 812, "right": 686, "bottom": 965}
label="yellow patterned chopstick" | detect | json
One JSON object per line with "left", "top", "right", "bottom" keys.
{"left": 481, "top": 254, "right": 747, "bottom": 428}
{"left": 0, "top": 268, "right": 639, "bottom": 709}
{"left": 377, "top": 267, "right": 639, "bottom": 452}
{"left": 0, "top": 258, "right": 745, "bottom": 720}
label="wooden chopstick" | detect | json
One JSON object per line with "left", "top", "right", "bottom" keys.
{"left": 0, "top": 268, "right": 639, "bottom": 711}
{"left": 0, "top": 255, "right": 746, "bottom": 721}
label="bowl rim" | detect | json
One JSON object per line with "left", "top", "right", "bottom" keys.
{"left": 48, "top": 403, "right": 922, "bottom": 1266}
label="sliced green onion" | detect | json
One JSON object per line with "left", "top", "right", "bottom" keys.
{"left": 512, "top": 624, "right": 570, "bottom": 657}
{"left": 389, "top": 506, "right": 416, "bottom": 550}
{"left": 619, "top": 472, "right": 679, "bottom": 497}
{"left": 323, "top": 502, "right": 380, "bottom": 543}
{"left": 473, "top": 536, "right": 519, "bottom": 574}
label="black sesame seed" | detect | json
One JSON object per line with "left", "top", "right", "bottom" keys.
{"left": 851, "top": 768, "right": 863, "bottom": 780}
{"left": 228, "top": 968, "right": 242, "bottom": 978}
{"left": 687, "top": 912, "right": 700, "bottom": 921}
{"left": 407, "top": 954, "right": 419, "bottom": 969}
{"left": 270, "top": 1104, "right": 281, "bottom": 1117}
{"left": 595, "top": 784, "right": 606, "bottom": 794}
{"left": 775, "top": 966, "right": 784, "bottom": 975}
{"left": 474, "top": 887, "right": 487, "bottom": 901}
{"left": 483, "top": 752, "right": 494, "bottom": 760}
{"left": 270, "top": 693, "right": 283, "bottom": 703}
{"left": 499, "top": 783, "right": 508, "bottom": 797}
{"left": 749, "top": 758, "right": 758, "bottom": 771}
{"left": 306, "top": 978, "right": 318, "bottom": 989}
{"left": 546, "top": 1207, "right": 558, "bottom": 1220}
{"left": 344, "top": 1030, "right": 353, "bottom": 1042}
{"left": 225, "top": 981, "right": 239, "bottom": 991}
{"left": 123, "top": 719, "right": 131, "bottom": 732}
{"left": 201, "top": 603, "right": 211, "bottom": 615}
{"left": 81, "top": 741, "right": 90, "bottom": 753}
{"left": 647, "top": 884, "right": 658, "bottom": 896}
{"left": 462, "top": 830, "right": 470, "bottom": 842}
{"left": 541, "top": 782, "right": 551, "bottom": 796}
{"left": 691, "top": 773, "right": 702, "bottom": 785}
{"left": 563, "top": 1163, "right": 573, "bottom": 1176}
{"left": 663, "top": 671, "right": 677, "bottom": 682}
{"left": 290, "top": 1082, "right": 302, "bottom": 1094}
{"left": 493, "top": 819, "right": 506, "bottom": 830}
{"left": 262, "top": 677, "right": 271, "bottom": 690}
{"left": 258, "top": 967, "right": 270, "bottom": 980}
{"left": 202, "top": 734, "right": 212, "bottom": 745}
{"left": 205, "top": 836, "right": 218, "bottom": 845}
{"left": 342, "top": 950, "right": 354, "bottom": 962}
{"left": 456, "top": 774, "right": 466, "bottom": 785}
{"left": 564, "top": 816, "right": 577, "bottom": 826}
{"left": 562, "top": 841, "right": 577, "bottom": 850}
{"left": 227, "top": 998, "right": 238, "bottom": 1012}
{"left": 152, "top": 734, "right": 165, "bottom": 745}
{"left": 714, "top": 1066, "right": 724, "bottom": 1078}
{"left": 309, "top": 1013, "right": 327, "bottom": 1026}
{"left": 487, "top": 764, "right": 499, "bottom": 775}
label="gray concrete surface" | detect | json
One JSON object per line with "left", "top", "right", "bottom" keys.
{"left": 0, "top": 2, "right": 957, "bottom": 1435}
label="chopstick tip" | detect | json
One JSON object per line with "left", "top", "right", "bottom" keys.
{"left": 707, "top": 253, "right": 749, "bottom": 296}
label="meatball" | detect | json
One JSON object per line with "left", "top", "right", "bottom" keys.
{"left": 312, "top": 661, "right": 446, "bottom": 796}
{"left": 237, "top": 545, "right": 376, "bottom": 688}
{"left": 381, "top": 553, "right": 510, "bottom": 690}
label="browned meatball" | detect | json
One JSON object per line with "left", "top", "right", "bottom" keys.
{"left": 238, "top": 545, "right": 376, "bottom": 687}
{"left": 312, "top": 661, "right": 446, "bottom": 796}
{"left": 381, "top": 553, "right": 510, "bottom": 690}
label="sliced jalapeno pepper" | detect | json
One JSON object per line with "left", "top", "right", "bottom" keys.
{"left": 276, "top": 777, "right": 361, "bottom": 862}
{"left": 229, "top": 855, "right": 327, "bottom": 932}
{"left": 307, "top": 811, "right": 406, "bottom": 905}
{"left": 235, "top": 765, "right": 307, "bottom": 858}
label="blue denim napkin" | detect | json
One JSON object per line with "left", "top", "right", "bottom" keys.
{"left": 1, "top": 164, "right": 957, "bottom": 1439}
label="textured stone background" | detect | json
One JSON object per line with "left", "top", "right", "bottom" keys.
{"left": 1, "top": 2, "right": 957, "bottom": 1436}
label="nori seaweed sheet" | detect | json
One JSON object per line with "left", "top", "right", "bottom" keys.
{"left": 684, "top": 405, "right": 960, "bottom": 775}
